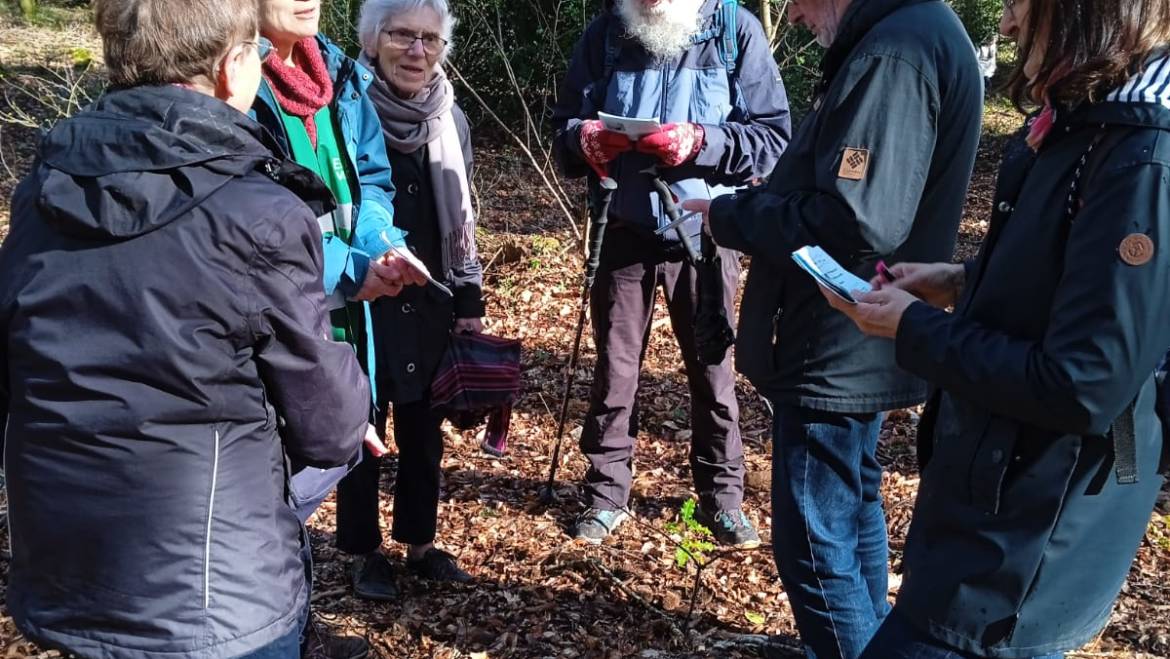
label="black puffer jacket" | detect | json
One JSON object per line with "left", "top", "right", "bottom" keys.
{"left": 0, "top": 85, "right": 369, "bottom": 658}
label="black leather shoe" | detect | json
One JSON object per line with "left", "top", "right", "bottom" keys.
{"left": 351, "top": 552, "right": 399, "bottom": 601}
{"left": 407, "top": 548, "right": 473, "bottom": 583}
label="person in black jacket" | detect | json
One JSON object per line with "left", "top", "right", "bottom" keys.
{"left": 825, "top": 1, "right": 1170, "bottom": 657}
{"left": 0, "top": 0, "right": 371, "bottom": 656}
{"left": 354, "top": 0, "right": 485, "bottom": 585}
{"left": 686, "top": 0, "right": 983, "bottom": 656}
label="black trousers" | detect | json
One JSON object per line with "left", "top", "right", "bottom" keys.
{"left": 579, "top": 228, "right": 745, "bottom": 513}
{"left": 335, "top": 399, "right": 445, "bottom": 553}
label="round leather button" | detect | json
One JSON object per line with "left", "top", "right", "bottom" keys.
{"left": 1119, "top": 233, "right": 1155, "bottom": 266}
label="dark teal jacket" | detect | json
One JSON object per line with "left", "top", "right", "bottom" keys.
{"left": 709, "top": 0, "right": 983, "bottom": 412}
{"left": 894, "top": 62, "right": 1170, "bottom": 656}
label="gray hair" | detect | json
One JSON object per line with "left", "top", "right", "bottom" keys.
{"left": 358, "top": 0, "right": 456, "bottom": 62}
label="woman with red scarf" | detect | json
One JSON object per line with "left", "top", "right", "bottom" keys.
{"left": 251, "top": 0, "right": 423, "bottom": 656}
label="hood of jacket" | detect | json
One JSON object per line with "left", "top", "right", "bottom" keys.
{"left": 34, "top": 84, "right": 283, "bottom": 240}
{"left": 1066, "top": 49, "right": 1170, "bottom": 132}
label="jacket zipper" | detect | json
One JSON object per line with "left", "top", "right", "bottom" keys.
{"left": 203, "top": 429, "right": 221, "bottom": 610}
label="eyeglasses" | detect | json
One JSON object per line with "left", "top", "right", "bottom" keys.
{"left": 246, "top": 37, "right": 274, "bottom": 62}
{"left": 384, "top": 28, "right": 447, "bottom": 56}
{"left": 1003, "top": 0, "right": 1017, "bottom": 10}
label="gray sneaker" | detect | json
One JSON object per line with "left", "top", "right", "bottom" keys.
{"left": 695, "top": 507, "right": 761, "bottom": 548}
{"left": 572, "top": 507, "right": 629, "bottom": 544}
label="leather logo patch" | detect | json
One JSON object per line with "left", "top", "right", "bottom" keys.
{"left": 1119, "top": 233, "right": 1155, "bottom": 266}
{"left": 839, "top": 148, "right": 870, "bottom": 181}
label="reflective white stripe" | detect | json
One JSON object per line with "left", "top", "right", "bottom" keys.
{"left": 2, "top": 414, "right": 11, "bottom": 559}
{"left": 203, "top": 429, "right": 220, "bottom": 610}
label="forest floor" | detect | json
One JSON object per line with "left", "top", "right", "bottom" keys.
{"left": 1, "top": 5, "right": 1168, "bottom": 658}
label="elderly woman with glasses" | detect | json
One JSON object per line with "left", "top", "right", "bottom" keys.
{"left": 344, "top": 0, "right": 486, "bottom": 588}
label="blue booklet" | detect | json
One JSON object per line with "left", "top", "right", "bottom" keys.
{"left": 791, "top": 245, "right": 872, "bottom": 304}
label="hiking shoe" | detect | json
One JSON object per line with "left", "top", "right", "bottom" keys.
{"left": 407, "top": 548, "right": 473, "bottom": 583}
{"left": 351, "top": 552, "right": 399, "bottom": 601}
{"left": 572, "top": 507, "right": 629, "bottom": 545}
{"left": 694, "top": 507, "right": 761, "bottom": 548}
{"left": 301, "top": 618, "right": 369, "bottom": 659}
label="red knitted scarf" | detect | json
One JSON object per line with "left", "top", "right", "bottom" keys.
{"left": 263, "top": 37, "right": 333, "bottom": 148}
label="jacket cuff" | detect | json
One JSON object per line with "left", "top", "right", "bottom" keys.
{"left": 708, "top": 192, "right": 754, "bottom": 255}
{"left": 339, "top": 250, "right": 371, "bottom": 299}
{"left": 692, "top": 123, "right": 725, "bottom": 170}
{"left": 894, "top": 300, "right": 947, "bottom": 379}
{"left": 454, "top": 284, "right": 486, "bottom": 319}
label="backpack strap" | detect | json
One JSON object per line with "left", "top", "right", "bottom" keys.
{"left": 718, "top": 0, "right": 738, "bottom": 74}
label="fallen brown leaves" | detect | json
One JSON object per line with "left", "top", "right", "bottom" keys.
{"left": 0, "top": 22, "right": 1168, "bottom": 656}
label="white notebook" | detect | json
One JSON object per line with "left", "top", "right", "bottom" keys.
{"left": 791, "top": 245, "right": 872, "bottom": 304}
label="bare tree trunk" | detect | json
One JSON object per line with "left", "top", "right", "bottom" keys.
{"left": 760, "top": 0, "right": 775, "bottom": 44}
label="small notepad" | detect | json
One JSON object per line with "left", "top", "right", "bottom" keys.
{"left": 791, "top": 245, "right": 872, "bottom": 304}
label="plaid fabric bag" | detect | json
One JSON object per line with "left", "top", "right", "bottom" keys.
{"left": 430, "top": 332, "right": 522, "bottom": 456}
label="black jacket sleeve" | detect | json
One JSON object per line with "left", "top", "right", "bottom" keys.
{"left": 709, "top": 53, "right": 939, "bottom": 265}
{"left": 248, "top": 200, "right": 370, "bottom": 468}
{"left": 895, "top": 161, "right": 1170, "bottom": 436}
{"left": 551, "top": 18, "right": 609, "bottom": 180}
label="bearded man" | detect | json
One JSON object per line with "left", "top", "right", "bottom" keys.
{"left": 551, "top": 0, "right": 790, "bottom": 546}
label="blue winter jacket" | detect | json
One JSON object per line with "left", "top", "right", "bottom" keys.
{"left": 551, "top": 0, "right": 790, "bottom": 248}
{"left": 252, "top": 34, "right": 407, "bottom": 402}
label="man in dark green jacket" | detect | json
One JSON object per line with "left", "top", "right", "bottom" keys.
{"left": 687, "top": 0, "right": 982, "bottom": 655}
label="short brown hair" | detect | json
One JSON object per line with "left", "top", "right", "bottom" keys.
{"left": 95, "top": 0, "right": 259, "bottom": 87}
{"left": 1009, "top": 0, "right": 1170, "bottom": 110}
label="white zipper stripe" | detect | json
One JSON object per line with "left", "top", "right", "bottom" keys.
{"left": 2, "top": 414, "right": 11, "bottom": 560}
{"left": 204, "top": 429, "right": 220, "bottom": 610}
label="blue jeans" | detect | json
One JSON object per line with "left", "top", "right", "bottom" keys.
{"left": 237, "top": 624, "right": 301, "bottom": 659}
{"left": 860, "top": 610, "right": 1064, "bottom": 659}
{"left": 771, "top": 405, "right": 889, "bottom": 659}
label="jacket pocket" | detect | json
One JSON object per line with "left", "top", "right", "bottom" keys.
{"left": 968, "top": 414, "right": 1018, "bottom": 514}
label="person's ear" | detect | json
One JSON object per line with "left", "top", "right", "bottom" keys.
{"left": 214, "top": 45, "right": 246, "bottom": 101}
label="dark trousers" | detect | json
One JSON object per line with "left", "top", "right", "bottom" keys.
{"left": 335, "top": 400, "right": 445, "bottom": 553}
{"left": 580, "top": 229, "right": 744, "bottom": 512}
{"left": 860, "top": 611, "right": 1064, "bottom": 659}
{"left": 771, "top": 405, "right": 889, "bottom": 659}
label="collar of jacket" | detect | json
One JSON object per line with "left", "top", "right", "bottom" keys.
{"left": 818, "top": 0, "right": 937, "bottom": 89}
{"left": 1060, "top": 101, "right": 1170, "bottom": 134}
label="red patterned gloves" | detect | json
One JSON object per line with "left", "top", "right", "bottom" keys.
{"left": 636, "top": 122, "right": 705, "bottom": 167}
{"left": 579, "top": 119, "right": 632, "bottom": 177}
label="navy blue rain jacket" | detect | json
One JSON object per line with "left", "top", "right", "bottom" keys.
{"left": 893, "top": 60, "right": 1170, "bottom": 656}
{"left": 0, "top": 85, "right": 368, "bottom": 658}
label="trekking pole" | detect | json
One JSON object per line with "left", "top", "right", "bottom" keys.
{"left": 541, "top": 175, "right": 618, "bottom": 503}
{"left": 645, "top": 167, "right": 700, "bottom": 263}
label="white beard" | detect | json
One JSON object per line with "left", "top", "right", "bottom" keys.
{"left": 617, "top": 0, "right": 704, "bottom": 62}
